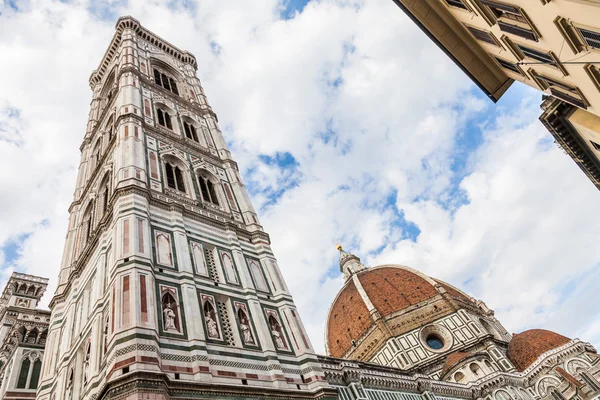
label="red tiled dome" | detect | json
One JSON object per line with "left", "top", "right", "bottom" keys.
{"left": 326, "top": 265, "right": 470, "bottom": 358}
{"left": 507, "top": 329, "right": 570, "bottom": 371}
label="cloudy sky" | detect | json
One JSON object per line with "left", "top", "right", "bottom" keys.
{"left": 1, "top": 0, "right": 599, "bottom": 355}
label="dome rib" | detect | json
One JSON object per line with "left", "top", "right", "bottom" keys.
{"left": 326, "top": 264, "right": 466, "bottom": 358}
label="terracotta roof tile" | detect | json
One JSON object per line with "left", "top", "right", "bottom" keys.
{"left": 507, "top": 329, "right": 570, "bottom": 371}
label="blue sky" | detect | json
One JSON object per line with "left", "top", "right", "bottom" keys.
{"left": 0, "top": 0, "right": 599, "bottom": 354}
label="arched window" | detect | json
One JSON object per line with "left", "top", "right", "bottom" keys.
{"left": 82, "top": 201, "right": 95, "bottom": 240}
{"left": 198, "top": 174, "right": 219, "bottom": 206}
{"left": 183, "top": 121, "right": 199, "bottom": 142}
{"left": 153, "top": 68, "right": 179, "bottom": 96}
{"left": 29, "top": 359, "right": 41, "bottom": 389}
{"left": 470, "top": 363, "right": 481, "bottom": 376}
{"left": 16, "top": 357, "right": 30, "bottom": 388}
{"left": 484, "top": 359, "right": 494, "bottom": 371}
{"left": 164, "top": 162, "right": 186, "bottom": 193}
{"left": 83, "top": 342, "right": 91, "bottom": 385}
{"left": 454, "top": 371, "right": 465, "bottom": 383}
{"left": 156, "top": 108, "right": 173, "bottom": 130}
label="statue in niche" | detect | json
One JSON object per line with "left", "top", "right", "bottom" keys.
{"left": 203, "top": 301, "right": 219, "bottom": 338}
{"left": 269, "top": 315, "right": 286, "bottom": 349}
{"left": 83, "top": 345, "right": 90, "bottom": 385}
{"left": 163, "top": 303, "right": 177, "bottom": 331}
{"left": 162, "top": 292, "right": 179, "bottom": 332}
{"left": 103, "top": 317, "right": 109, "bottom": 354}
{"left": 238, "top": 309, "right": 254, "bottom": 345}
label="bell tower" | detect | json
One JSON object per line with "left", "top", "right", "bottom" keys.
{"left": 37, "top": 16, "right": 335, "bottom": 400}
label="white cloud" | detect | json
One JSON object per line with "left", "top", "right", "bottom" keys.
{"left": 0, "top": 0, "right": 598, "bottom": 357}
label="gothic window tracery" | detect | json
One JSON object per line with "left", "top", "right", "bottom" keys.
{"left": 182, "top": 120, "right": 199, "bottom": 143}
{"left": 165, "top": 162, "right": 186, "bottom": 193}
{"left": 197, "top": 171, "right": 220, "bottom": 206}
{"left": 156, "top": 108, "right": 173, "bottom": 130}
{"left": 153, "top": 68, "right": 179, "bottom": 96}
{"left": 16, "top": 353, "right": 42, "bottom": 389}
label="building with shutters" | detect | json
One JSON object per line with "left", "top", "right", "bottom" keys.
{"left": 21, "top": 13, "right": 600, "bottom": 400}
{"left": 391, "top": 0, "right": 600, "bottom": 190}
{"left": 0, "top": 273, "right": 50, "bottom": 400}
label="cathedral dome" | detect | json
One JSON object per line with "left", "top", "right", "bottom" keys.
{"left": 507, "top": 329, "right": 571, "bottom": 371}
{"left": 326, "top": 253, "right": 473, "bottom": 358}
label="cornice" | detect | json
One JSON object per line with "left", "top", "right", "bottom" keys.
{"left": 320, "top": 340, "right": 594, "bottom": 399}
{"left": 89, "top": 16, "right": 198, "bottom": 88}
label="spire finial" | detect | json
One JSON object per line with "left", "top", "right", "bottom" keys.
{"left": 337, "top": 245, "right": 366, "bottom": 281}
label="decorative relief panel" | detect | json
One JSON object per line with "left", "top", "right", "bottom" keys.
{"left": 154, "top": 229, "right": 174, "bottom": 268}
{"left": 219, "top": 250, "right": 239, "bottom": 285}
{"left": 189, "top": 241, "right": 209, "bottom": 277}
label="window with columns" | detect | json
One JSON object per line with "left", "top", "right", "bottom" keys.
{"left": 183, "top": 121, "right": 199, "bottom": 143}
{"left": 197, "top": 172, "right": 219, "bottom": 206}
{"left": 156, "top": 108, "right": 173, "bottom": 130}
{"left": 16, "top": 354, "right": 42, "bottom": 389}
{"left": 153, "top": 68, "right": 179, "bottom": 96}
{"left": 165, "top": 162, "right": 186, "bottom": 193}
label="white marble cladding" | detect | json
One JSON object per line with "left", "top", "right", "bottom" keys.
{"left": 370, "top": 311, "right": 483, "bottom": 372}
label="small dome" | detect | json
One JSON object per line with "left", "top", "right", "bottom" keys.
{"left": 441, "top": 351, "right": 472, "bottom": 375}
{"left": 507, "top": 329, "right": 570, "bottom": 371}
{"left": 326, "top": 265, "right": 472, "bottom": 358}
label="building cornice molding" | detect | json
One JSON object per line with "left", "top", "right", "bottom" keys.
{"left": 89, "top": 16, "right": 198, "bottom": 88}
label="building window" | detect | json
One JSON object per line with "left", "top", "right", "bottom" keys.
{"left": 479, "top": 0, "right": 539, "bottom": 41}
{"left": 516, "top": 44, "right": 554, "bottom": 65}
{"left": 532, "top": 71, "right": 588, "bottom": 109}
{"left": 426, "top": 334, "right": 444, "bottom": 350}
{"left": 466, "top": 26, "right": 498, "bottom": 45}
{"left": 446, "top": 0, "right": 469, "bottom": 9}
{"left": 495, "top": 57, "right": 521, "bottom": 74}
{"left": 584, "top": 64, "right": 600, "bottom": 92}
{"left": 165, "top": 162, "right": 186, "bottom": 192}
{"left": 183, "top": 121, "right": 199, "bottom": 142}
{"left": 578, "top": 27, "right": 600, "bottom": 49}
{"left": 591, "top": 140, "right": 600, "bottom": 151}
{"left": 156, "top": 108, "right": 172, "bottom": 130}
{"left": 153, "top": 68, "right": 179, "bottom": 95}
{"left": 198, "top": 175, "right": 219, "bottom": 205}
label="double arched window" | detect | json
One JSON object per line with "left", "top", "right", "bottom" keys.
{"left": 153, "top": 68, "right": 179, "bottom": 96}
{"left": 183, "top": 121, "right": 199, "bottom": 143}
{"left": 198, "top": 174, "right": 219, "bottom": 205}
{"left": 165, "top": 162, "right": 186, "bottom": 193}
{"left": 156, "top": 108, "right": 173, "bottom": 130}
{"left": 16, "top": 354, "right": 42, "bottom": 389}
